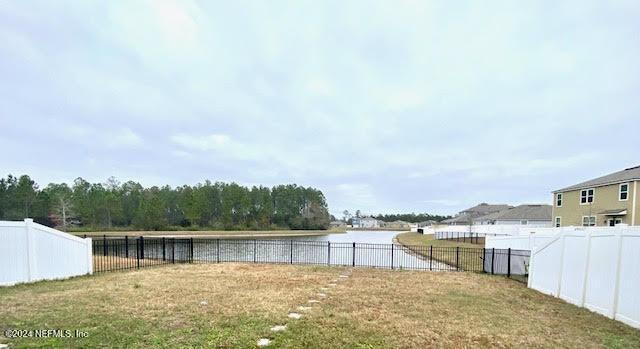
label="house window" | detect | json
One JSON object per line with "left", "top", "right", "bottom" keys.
{"left": 582, "top": 216, "right": 596, "bottom": 227}
{"left": 619, "top": 183, "right": 629, "bottom": 201}
{"left": 556, "top": 193, "right": 562, "bottom": 207}
{"left": 580, "top": 188, "right": 594, "bottom": 204}
{"left": 555, "top": 217, "right": 561, "bottom": 227}
{"left": 520, "top": 220, "right": 528, "bottom": 225}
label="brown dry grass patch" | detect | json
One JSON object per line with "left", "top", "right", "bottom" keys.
{"left": 274, "top": 269, "right": 640, "bottom": 348}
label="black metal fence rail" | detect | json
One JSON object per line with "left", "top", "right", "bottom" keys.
{"left": 92, "top": 237, "right": 529, "bottom": 282}
{"left": 434, "top": 231, "right": 494, "bottom": 244}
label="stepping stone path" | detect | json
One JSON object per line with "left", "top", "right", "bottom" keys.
{"left": 271, "top": 325, "right": 287, "bottom": 332}
{"left": 0, "top": 344, "right": 8, "bottom": 349}
{"left": 288, "top": 312, "right": 302, "bottom": 320}
{"left": 257, "top": 338, "right": 271, "bottom": 347}
{"left": 255, "top": 269, "right": 353, "bottom": 346}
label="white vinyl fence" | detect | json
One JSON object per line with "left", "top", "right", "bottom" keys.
{"left": 528, "top": 226, "right": 640, "bottom": 329}
{"left": 0, "top": 219, "right": 93, "bottom": 286}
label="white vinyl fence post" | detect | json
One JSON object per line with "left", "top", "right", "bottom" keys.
{"left": 580, "top": 231, "right": 592, "bottom": 307}
{"left": 24, "top": 218, "right": 37, "bottom": 282}
{"left": 611, "top": 228, "right": 625, "bottom": 319}
{"left": 555, "top": 234, "right": 566, "bottom": 297}
{"left": 86, "top": 238, "right": 93, "bottom": 275}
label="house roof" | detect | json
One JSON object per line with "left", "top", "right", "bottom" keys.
{"left": 442, "top": 215, "right": 473, "bottom": 224}
{"left": 475, "top": 204, "right": 552, "bottom": 222}
{"left": 554, "top": 165, "right": 640, "bottom": 193}
{"left": 460, "top": 203, "right": 513, "bottom": 215}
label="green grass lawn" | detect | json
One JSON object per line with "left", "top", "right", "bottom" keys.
{"left": 395, "top": 231, "right": 483, "bottom": 248}
{"left": 1, "top": 264, "right": 639, "bottom": 348}
{"left": 395, "top": 232, "right": 485, "bottom": 271}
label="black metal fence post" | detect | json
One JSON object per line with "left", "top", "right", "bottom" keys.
{"left": 136, "top": 238, "right": 140, "bottom": 269}
{"left": 507, "top": 248, "right": 511, "bottom": 278}
{"left": 455, "top": 246, "right": 459, "bottom": 271}
{"left": 140, "top": 236, "right": 145, "bottom": 260}
{"left": 327, "top": 241, "right": 331, "bottom": 266}
{"left": 482, "top": 248, "right": 486, "bottom": 273}
{"left": 125, "top": 235, "right": 129, "bottom": 258}
{"left": 171, "top": 238, "right": 175, "bottom": 263}
{"left": 290, "top": 240, "right": 293, "bottom": 264}
{"left": 352, "top": 242, "right": 356, "bottom": 267}
{"left": 491, "top": 248, "right": 495, "bottom": 275}
{"left": 391, "top": 244, "right": 394, "bottom": 270}
{"left": 428, "top": 245, "right": 433, "bottom": 270}
{"left": 190, "top": 238, "right": 194, "bottom": 263}
{"left": 253, "top": 239, "right": 257, "bottom": 263}
{"left": 162, "top": 237, "right": 166, "bottom": 261}
{"left": 103, "top": 235, "right": 107, "bottom": 256}
{"left": 216, "top": 239, "right": 220, "bottom": 263}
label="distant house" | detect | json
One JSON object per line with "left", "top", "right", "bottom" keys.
{"left": 442, "top": 203, "right": 513, "bottom": 225}
{"left": 352, "top": 216, "right": 381, "bottom": 228}
{"left": 552, "top": 165, "right": 640, "bottom": 227}
{"left": 474, "top": 204, "right": 552, "bottom": 227}
{"left": 417, "top": 220, "right": 437, "bottom": 227}
{"left": 329, "top": 220, "right": 346, "bottom": 228}
{"left": 381, "top": 220, "right": 411, "bottom": 229}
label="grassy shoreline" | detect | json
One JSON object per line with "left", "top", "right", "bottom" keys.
{"left": 395, "top": 232, "right": 483, "bottom": 271}
{"left": 72, "top": 228, "right": 347, "bottom": 238}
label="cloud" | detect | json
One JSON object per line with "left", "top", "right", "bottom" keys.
{"left": 171, "top": 133, "right": 231, "bottom": 151}
{"left": 107, "top": 128, "right": 144, "bottom": 148}
{"left": 1, "top": 0, "right": 639, "bottom": 216}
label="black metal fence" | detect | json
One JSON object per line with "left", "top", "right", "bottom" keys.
{"left": 434, "top": 231, "right": 491, "bottom": 244}
{"left": 92, "top": 237, "right": 529, "bottom": 282}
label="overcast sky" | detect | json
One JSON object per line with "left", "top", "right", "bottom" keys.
{"left": 1, "top": 1, "right": 639, "bottom": 217}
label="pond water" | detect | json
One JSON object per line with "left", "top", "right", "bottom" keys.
{"left": 311, "top": 230, "right": 403, "bottom": 244}
{"left": 96, "top": 230, "right": 454, "bottom": 271}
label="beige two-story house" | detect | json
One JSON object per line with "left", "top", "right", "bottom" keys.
{"left": 552, "top": 165, "right": 640, "bottom": 227}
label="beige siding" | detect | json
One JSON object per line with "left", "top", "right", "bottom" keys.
{"left": 552, "top": 182, "right": 636, "bottom": 227}
{"left": 634, "top": 181, "right": 639, "bottom": 225}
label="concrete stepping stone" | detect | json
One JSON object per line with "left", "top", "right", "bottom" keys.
{"left": 327, "top": 283, "right": 337, "bottom": 287}
{"left": 339, "top": 275, "right": 349, "bottom": 278}
{"left": 0, "top": 344, "right": 8, "bottom": 349}
{"left": 308, "top": 299, "right": 320, "bottom": 304}
{"left": 297, "top": 305, "right": 312, "bottom": 311}
{"left": 288, "top": 312, "right": 302, "bottom": 319}
{"left": 270, "top": 325, "right": 287, "bottom": 332}
{"left": 317, "top": 293, "right": 327, "bottom": 298}
{"left": 257, "top": 338, "right": 271, "bottom": 347}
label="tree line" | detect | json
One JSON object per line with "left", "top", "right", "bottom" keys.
{"left": 0, "top": 174, "right": 331, "bottom": 231}
{"left": 373, "top": 213, "right": 451, "bottom": 223}
{"left": 341, "top": 210, "right": 450, "bottom": 223}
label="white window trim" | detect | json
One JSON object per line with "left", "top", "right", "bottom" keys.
{"left": 556, "top": 193, "right": 562, "bottom": 207}
{"left": 555, "top": 216, "right": 561, "bottom": 227}
{"left": 619, "top": 182, "right": 629, "bottom": 201}
{"left": 582, "top": 215, "right": 596, "bottom": 227}
{"left": 579, "top": 188, "right": 595, "bottom": 205}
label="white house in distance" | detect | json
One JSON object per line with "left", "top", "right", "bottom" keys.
{"left": 351, "top": 216, "right": 381, "bottom": 228}
{"left": 474, "top": 204, "right": 552, "bottom": 227}
{"left": 441, "top": 203, "right": 513, "bottom": 225}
